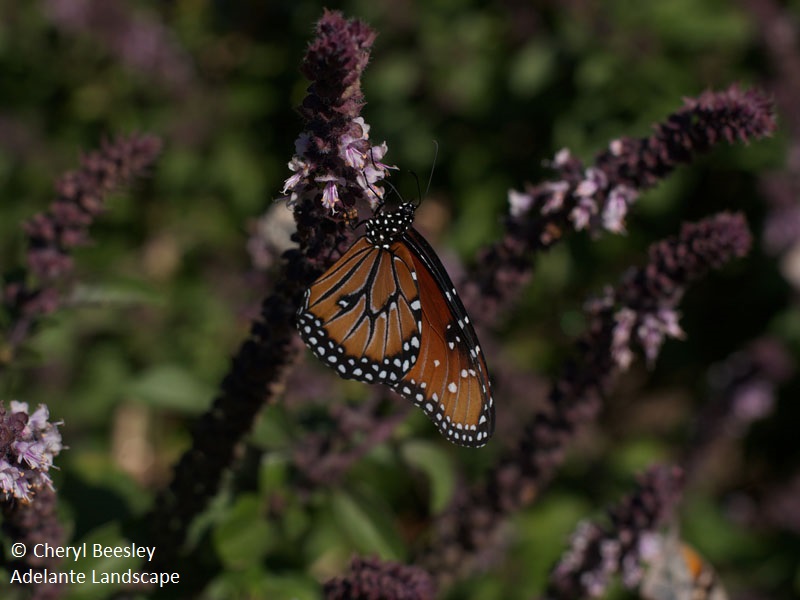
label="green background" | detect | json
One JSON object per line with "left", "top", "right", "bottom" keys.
{"left": 0, "top": 1, "right": 797, "bottom": 598}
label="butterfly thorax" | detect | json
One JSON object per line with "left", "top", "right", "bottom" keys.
{"left": 365, "top": 203, "right": 416, "bottom": 249}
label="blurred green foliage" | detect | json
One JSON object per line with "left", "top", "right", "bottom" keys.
{"left": 0, "top": 1, "right": 797, "bottom": 598}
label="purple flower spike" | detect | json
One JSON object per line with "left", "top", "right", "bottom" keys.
{"left": 547, "top": 465, "right": 685, "bottom": 599}
{"left": 25, "top": 135, "right": 162, "bottom": 285}
{"left": 466, "top": 86, "right": 774, "bottom": 320}
{"left": 148, "top": 13, "right": 383, "bottom": 578}
{"left": 324, "top": 556, "right": 437, "bottom": 600}
{"left": 603, "top": 213, "right": 752, "bottom": 369}
{"left": 0, "top": 402, "right": 66, "bottom": 599}
{"left": 282, "top": 11, "right": 393, "bottom": 220}
{"left": 2, "top": 134, "right": 162, "bottom": 367}
{"left": 0, "top": 402, "right": 63, "bottom": 502}
{"left": 595, "top": 86, "right": 776, "bottom": 192}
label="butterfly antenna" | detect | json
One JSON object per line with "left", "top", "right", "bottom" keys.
{"left": 382, "top": 177, "right": 405, "bottom": 208}
{"left": 425, "top": 140, "right": 439, "bottom": 198}
{"left": 408, "top": 170, "right": 423, "bottom": 209}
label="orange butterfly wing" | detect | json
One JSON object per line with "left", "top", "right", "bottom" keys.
{"left": 390, "top": 229, "right": 494, "bottom": 447}
{"left": 297, "top": 237, "right": 422, "bottom": 385}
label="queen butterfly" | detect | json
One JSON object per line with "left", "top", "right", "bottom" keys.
{"left": 641, "top": 534, "right": 727, "bottom": 600}
{"left": 296, "top": 202, "right": 494, "bottom": 447}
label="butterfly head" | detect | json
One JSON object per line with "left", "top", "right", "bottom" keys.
{"left": 366, "top": 202, "right": 417, "bottom": 249}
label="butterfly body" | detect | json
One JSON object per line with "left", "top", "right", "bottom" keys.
{"left": 297, "top": 203, "right": 494, "bottom": 447}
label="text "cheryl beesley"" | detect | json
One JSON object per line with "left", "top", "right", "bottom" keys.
{"left": 34, "top": 542, "right": 155, "bottom": 562}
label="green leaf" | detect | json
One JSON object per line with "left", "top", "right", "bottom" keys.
{"left": 205, "top": 569, "right": 319, "bottom": 600}
{"left": 508, "top": 41, "right": 556, "bottom": 97}
{"left": 126, "top": 365, "right": 214, "bottom": 414}
{"left": 401, "top": 440, "right": 456, "bottom": 513}
{"left": 214, "top": 494, "right": 273, "bottom": 570}
{"left": 330, "top": 489, "right": 404, "bottom": 559}
{"left": 258, "top": 453, "right": 289, "bottom": 492}
{"left": 60, "top": 523, "right": 147, "bottom": 599}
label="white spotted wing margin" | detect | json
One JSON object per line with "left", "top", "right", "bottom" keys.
{"left": 296, "top": 236, "right": 423, "bottom": 386}
{"left": 391, "top": 226, "right": 495, "bottom": 448}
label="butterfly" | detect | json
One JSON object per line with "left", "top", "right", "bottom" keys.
{"left": 296, "top": 202, "right": 494, "bottom": 447}
{"left": 642, "top": 535, "right": 728, "bottom": 600}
